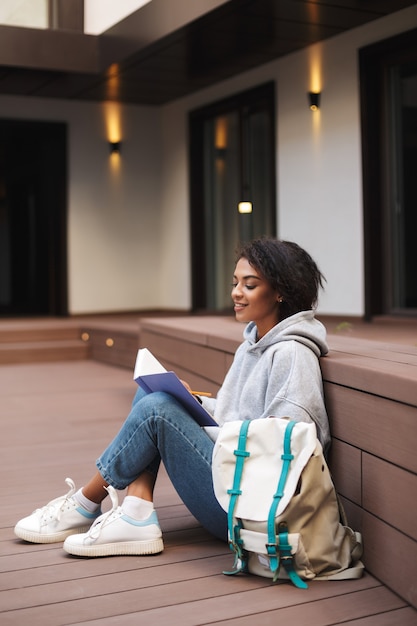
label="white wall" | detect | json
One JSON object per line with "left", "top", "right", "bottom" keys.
{"left": 67, "top": 101, "right": 163, "bottom": 313}
{"left": 157, "top": 106, "right": 192, "bottom": 309}
{"left": 276, "top": 39, "right": 364, "bottom": 316}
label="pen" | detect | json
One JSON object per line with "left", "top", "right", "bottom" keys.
{"left": 191, "top": 390, "right": 212, "bottom": 397}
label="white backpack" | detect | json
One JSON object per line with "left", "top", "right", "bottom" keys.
{"left": 212, "top": 418, "right": 364, "bottom": 588}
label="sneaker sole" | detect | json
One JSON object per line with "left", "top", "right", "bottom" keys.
{"left": 63, "top": 537, "right": 164, "bottom": 557}
{"left": 14, "top": 524, "right": 93, "bottom": 544}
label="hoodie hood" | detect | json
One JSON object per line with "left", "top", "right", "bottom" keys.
{"left": 243, "top": 310, "right": 328, "bottom": 358}
{"left": 203, "top": 309, "right": 330, "bottom": 450}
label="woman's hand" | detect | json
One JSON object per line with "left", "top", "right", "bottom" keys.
{"left": 180, "top": 379, "right": 192, "bottom": 393}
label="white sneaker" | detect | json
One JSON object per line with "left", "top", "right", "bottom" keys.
{"left": 63, "top": 486, "right": 164, "bottom": 557}
{"left": 14, "top": 478, "right": 101, "bottom": 544}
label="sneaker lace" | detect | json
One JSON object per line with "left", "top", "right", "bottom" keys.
{"left": 85, "top": 485, "right": 121, "bottom": 541}
{"left": 39, "top": 477, "right": 77, "bottom": 523}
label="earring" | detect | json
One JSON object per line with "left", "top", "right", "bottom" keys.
{"left": 278, "top": 297, "right": 283, "bottom": 303}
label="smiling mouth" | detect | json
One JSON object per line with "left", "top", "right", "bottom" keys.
{"left": 234, "top": 303, "right": 247, "bottom": 310}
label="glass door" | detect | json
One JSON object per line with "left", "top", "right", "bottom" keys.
{"left": 360, "top": 29, "right": 417, "bottom": 318}
{"left": 387, "top": 63, "right": 417, "bottom": 312}
{"left": 189, "top": 83, "right": 276, "bottom": 311}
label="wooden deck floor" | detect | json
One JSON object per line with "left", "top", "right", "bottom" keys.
{"left": 1, "top": 331, "right": 417, "bottom": 624}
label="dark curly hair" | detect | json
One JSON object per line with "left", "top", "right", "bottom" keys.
{"left": 237, "top": 237, "right": 325, "bottom": 321}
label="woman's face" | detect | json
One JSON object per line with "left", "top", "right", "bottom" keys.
{"left": 231, "top": 257, "right": 281, "bottom": 338}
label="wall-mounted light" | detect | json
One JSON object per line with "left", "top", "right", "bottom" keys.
{"left": 238, "top": 201, "right": 253, "bottom": 214}
{"left": 308, "top": 92, "right": 320, "bottom": 111}
{"left": 109, "top": 141, "right": 121, "bottom": 154}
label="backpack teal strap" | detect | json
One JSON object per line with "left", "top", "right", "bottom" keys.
{"left": 224, "top": 420, "right": 251, "bottom": 574}
{"left": 265, "top": 420, "right": 307, "bottom": 587}
{"left": 277, "top": 522, "right": 308, "bottom": 589}
{"left": 266, "top": 420, "right": 296, "bottom": 568}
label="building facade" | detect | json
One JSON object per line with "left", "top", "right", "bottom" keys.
{"left": 0, "top": 1, "right": 416, "bottom": 318}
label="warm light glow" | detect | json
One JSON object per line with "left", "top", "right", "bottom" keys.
{"left": 215, "top": 116, "right": 228, "bottom": 149}
{"left": 308, "top": 45, "right": 322, "bottom": 94}
{"left": 109, "top": 151, "right": 122, "bottom": 173}
{"left": 238, "top": 202, "right": 253, "bottom": 214}
{"left": 312, "top": 106, "right": 321, "bottom": 134}
{"left": 104, "top": 100, "right": 122, "bottom": 144}
{"left": 105, "top": 63, "right": 121, "bottom": 101}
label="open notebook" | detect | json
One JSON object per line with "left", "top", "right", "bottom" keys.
{"left": 133, "top": 348, "right": 218, "bottom": 428}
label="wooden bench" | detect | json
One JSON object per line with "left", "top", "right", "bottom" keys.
{"left": 136, "top": 315, "right": 417, "bottom": 611}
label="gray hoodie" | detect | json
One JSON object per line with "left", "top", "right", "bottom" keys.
{"left": 202, "top": 310, "right": 330, "bottom": 450}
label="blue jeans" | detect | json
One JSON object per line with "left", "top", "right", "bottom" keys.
{"left": 96, "top": 387, "right": 227, "bottom": 541}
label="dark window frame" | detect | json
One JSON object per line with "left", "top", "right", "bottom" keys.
{"left": 188, "top": 82, "right": 276, "bottom": 311}
{"left": 360, "top": 27, "right": 417, "bottom": 319}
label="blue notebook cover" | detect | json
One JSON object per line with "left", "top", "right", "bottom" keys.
{"left": 135, "top": 371, "right": 218, "bottom": 428}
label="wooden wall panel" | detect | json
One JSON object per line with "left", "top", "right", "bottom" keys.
{"left": 324, "top": 383, "right": 417, "bottom": 473}
{"left": 140, "top": 330, "right": 227, "bottom": 384}
{"left": 329, "top": 439, "right": 362, "bottom": 505}
{"left": 139, "top": 316, "right": 241, "bottom": 352}
{"left": 163, "top": 362, "right": 221, "bottom": 398}
{"left": 85, "top": 328, "right": 139, "bottom": 369}
{"left": 328, "top": 336, "right": 417, "bottom": 364}
{"left": 362, "top": 511, "right": 417, "bottom": 609}
{"left": 362, "top": 453, "right": 417, "bottom": 541}
{"left": 321, "top": 352, "right": 417, "bottom": 406}
{"left": 340, "top": 498, "right": 364, "bottom": 535}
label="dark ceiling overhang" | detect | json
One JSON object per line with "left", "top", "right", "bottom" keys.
{"left": 0, "top": 0, "right": 416, "bottom": 106}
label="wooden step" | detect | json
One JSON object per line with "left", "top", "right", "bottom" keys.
{"left": 0, "top": 339, "right": 89, "bottom": 364}
{"left": 78, "top": 325, "right": 139, "bottom": 369}
{"left": 0, "top": 319, "right": 82, "bottom": 343}
{"left": 0, "top": 316, "right": 140, "bottom": 366}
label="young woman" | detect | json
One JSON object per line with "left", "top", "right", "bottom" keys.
{"left": 14, "top": 237, "right": 329, "bottom": 557}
